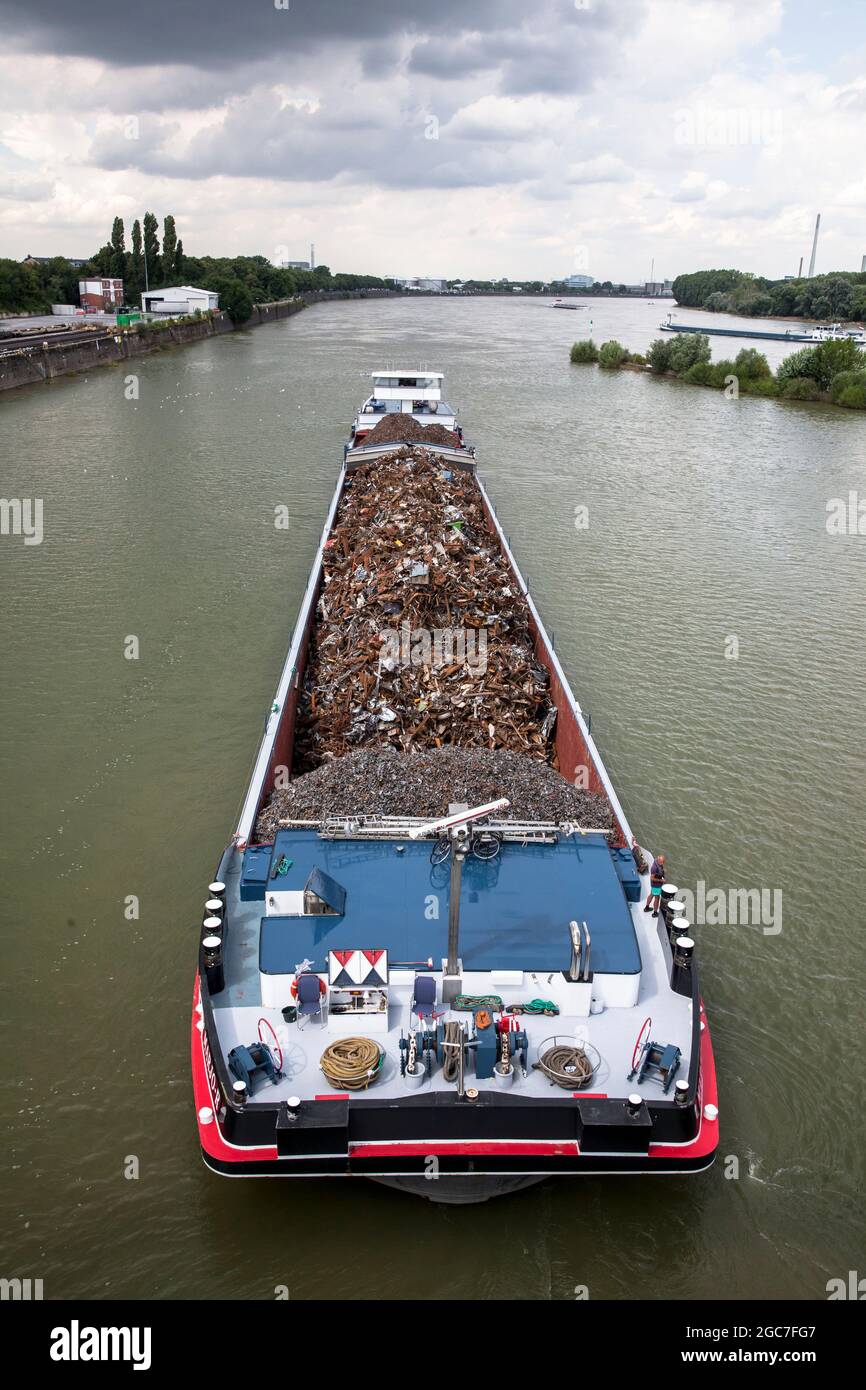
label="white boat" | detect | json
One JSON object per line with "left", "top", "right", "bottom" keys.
{"left": 351, "top": 369, "right": 459, "bottom": 444}
{"left": 804, "top": 323, "right": 866, "bottom": 344}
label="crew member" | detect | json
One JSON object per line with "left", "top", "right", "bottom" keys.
{"left": 644, "top": 852, "right": 666, "bottom": 915}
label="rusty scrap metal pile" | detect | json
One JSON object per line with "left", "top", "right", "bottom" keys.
{"left": 361, "top": 413, "right": 459, "bottom": 449}
{"left": 291, "top": 446, "right": 557, "bottom": 774}
{"left": 251, "top": 445, "right": 615, "bottom": 834}
{"left": 256, "top": 746, "right": 613, "bottom": 837}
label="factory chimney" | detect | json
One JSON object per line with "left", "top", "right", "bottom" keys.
{"left": 807, "top": 214, "right": 821, "bottom": 278}
{"left": 861, "top": 255, "right": 866, "bottom": 273}
{"left": 798, "top": 256, "right": 803, "bottom": 278}
{"left": 310, "top": 243, "right": 315, "bottom": 270}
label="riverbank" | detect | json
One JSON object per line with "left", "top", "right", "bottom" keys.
{"left": 0, "top": 289, "right": 396, "bottom": 394}
{"left": 570, "top": 334, "right": 866, "bottom": 409}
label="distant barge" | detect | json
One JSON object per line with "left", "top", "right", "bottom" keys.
{"left": 660, "top": 313, "right": 866, "bottom": 346}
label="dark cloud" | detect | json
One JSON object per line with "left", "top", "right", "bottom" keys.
{"left": 0, "top": 0, "right": 527, "bottom": 69}
{"left": 1, "top": 0, "right": 646, "bottom": 200}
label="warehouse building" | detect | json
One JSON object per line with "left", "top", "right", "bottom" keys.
{"left": 140, "top": 286, "right": 220, "bottom": 316}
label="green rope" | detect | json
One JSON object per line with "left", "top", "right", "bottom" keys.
{"left": 452, "top": 994, "right": 504, "bottom": 1013}
{"left": 512, "top": 998, "right": 560, "bottom": 1016}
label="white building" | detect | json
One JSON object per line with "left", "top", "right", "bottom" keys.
{"left": 390, "top": 277, "right": 447, "bottom": 293}
{"left": 141, "top": 285, "right": 220, "bottom": 316}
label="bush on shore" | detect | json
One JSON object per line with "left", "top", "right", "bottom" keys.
{"left": 830, "top": 370, "right": 866, "bottom": 408}
{"left": 598, "top": 339, "right": 628, "bottom": 368}
{"left": 780, "top": 376, "right": 823, "bottom": 401}
{"left": 734, "top": 347, "right": 771, "bottom": 379}
{"left": 648, "top": 337, "right": 674, "bottom": 373}
{"left": 568, "top": 332, "right": 866, "bottom": 408}
{"left": 570, "top": 339, "right": 599, "bottom": 363}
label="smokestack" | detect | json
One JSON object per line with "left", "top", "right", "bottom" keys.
{"left": 798, "top": 256, "right": 803, "bottom": 278}
{"left": 310, "top": 243, "right": 315, "bottom": 270}
{"left": 861, "top": 255, "right": 866, "bottom": 273}
{"left": 808, "top": 213, "right": 821, "bottom": 278}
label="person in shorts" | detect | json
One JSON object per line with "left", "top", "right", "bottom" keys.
{"left": 644, "top": 853, "right": 666, "bottom": 915}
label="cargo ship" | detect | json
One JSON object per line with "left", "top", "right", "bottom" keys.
{"left": 191, "top": 369, "right": 719, "bottom": 1202}
{"left": 659, "top": 311, "right": 866, "bottom": 345}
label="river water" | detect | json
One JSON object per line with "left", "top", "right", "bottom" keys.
{"left": 1, "top": 296, "right": 864, "bottom": 1301}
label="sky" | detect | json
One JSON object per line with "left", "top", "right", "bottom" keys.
{"left": 1, "top": 0, "right": 865, "bottom": 283}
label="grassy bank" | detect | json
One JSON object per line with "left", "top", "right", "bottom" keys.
{"left": 570, "top": 335, "right": 866, "bottom": 409}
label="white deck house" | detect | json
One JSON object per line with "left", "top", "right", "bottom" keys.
{"left": 141, "top": 285, "right": 220, "bottom": 316}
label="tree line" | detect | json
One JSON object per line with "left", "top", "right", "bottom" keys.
{"left": 671, "top": 268, "right": 866, "bottom": 322}
{"left": 0, "top": 212, "right": 396, "bottom": 317}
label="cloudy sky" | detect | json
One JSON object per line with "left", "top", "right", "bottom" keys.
{"left": 1, "top": 0, "right": 865, "bottom": 282}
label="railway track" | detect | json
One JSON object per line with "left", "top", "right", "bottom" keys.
{"left": 0, "top": 327, "right": 119, "bottom": 358}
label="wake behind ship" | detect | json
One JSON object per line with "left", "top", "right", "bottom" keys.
{"left": 191, "top": 369, "right": 718, "bottom": 1201}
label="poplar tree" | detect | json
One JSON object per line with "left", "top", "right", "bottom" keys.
{"left": 142, "top": 212, "right": 159, "bottom": 287}
{"left": 161, "top": 215, "right": 177, "bottom": 283}
{"left": 109, "top": 217, "right": 125, "bottom": 278}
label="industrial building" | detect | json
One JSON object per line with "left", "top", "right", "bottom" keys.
{"left": 140, "top": 286, "right": 220, "bottom": 316}
{"left": 388, "top": 276, "right": 448, "bottom": 292}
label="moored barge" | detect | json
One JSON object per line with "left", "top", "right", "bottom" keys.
{"left": 191, "top": 369, "right": 719, "bottom": 1201}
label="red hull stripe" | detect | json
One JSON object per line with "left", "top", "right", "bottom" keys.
{"left": 350, "top": 1141, "right": 579, "bottom": 1158}
{"left": 191, "top": 977, "right": 279, "bottom": 1162}
{"left": 192, "top": 980, "right": 720, "bottom": 1166}
{"left": 649, "top": 1001, "right": 719, "bottom": 1160}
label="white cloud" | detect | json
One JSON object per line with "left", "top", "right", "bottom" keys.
{"left": 0, "top": 0, "right": 863, "bottom": 282}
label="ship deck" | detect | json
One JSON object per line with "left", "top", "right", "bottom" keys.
{"left": 210, "top": 836, "right": 694, "bottom": 1107}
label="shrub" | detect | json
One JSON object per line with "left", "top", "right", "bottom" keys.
{"left": 776, "top": 347, "right": 821, "bottom": 384}
{"left": 734, "top": 347, "right": 771, "bottom": 379}
{"left": 812, "top": 338, "right": 866, "bottom": 389}
{"left": 570, "top": 339, "right": 599, "bottom": 363}
{"left": 682, "top": 362, "right": 714, "bottom": 385}
{"left": 828, "top": 369, "right": 861, "bottom": 403}
{"left": 834, "top": 377, "right": 866, "bottom": 409}
{"left": 598, "top": 339, "right": 628, "bottom": 368}
{"left": 222, "top": 278, "right": 254, "bottom": 324}
{"left": 779, "top": 376, "right": 822, "bottom": 401}
{"left": 708, "top": 358, "right": 738, "bottom": 389}
{"left": 648, "top": 337, "right": 674, "bottom": 373}
{"left": 740, "top": 376, "right": 780, "bottom": 398}
{"left": 627, "top": 352, "right": 646, "bottom": 366}
{"left": 668, "top": 333, "right": 711, "bottom": 375}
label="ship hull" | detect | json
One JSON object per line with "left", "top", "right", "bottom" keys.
{"left": 191, "top": 431, "right": 719, "bottom": 1199}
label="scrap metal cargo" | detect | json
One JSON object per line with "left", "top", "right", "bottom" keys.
{"left": 191, "top": 366, "right": 719, "bottom": 1202}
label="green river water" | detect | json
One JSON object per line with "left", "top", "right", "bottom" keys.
{"left": 1, "top": 296, "right": 864, "bottom": 1300}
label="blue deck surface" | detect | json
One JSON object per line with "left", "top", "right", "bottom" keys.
{"left": 257, "top": 831, "right": 640, "bottom": 976}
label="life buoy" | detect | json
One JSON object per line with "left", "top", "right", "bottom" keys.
{"left": 290, "top": 975, "right": 327, "bottom": 999}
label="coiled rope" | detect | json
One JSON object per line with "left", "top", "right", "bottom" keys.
{"left": 533, "top": 1044, "right": 594, "bottom": 1089}
{"left": 509, "top": 999, "right": 559, "bottom": 1016}
{"left": 452, "top": 994, "right": 503, "bottom": 1013}
{"left": 441, "top": 1021, "right": 465, "bottom": 1083}
{"left": 320, "top": 1037, "right": 382, "bottom": 1090}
